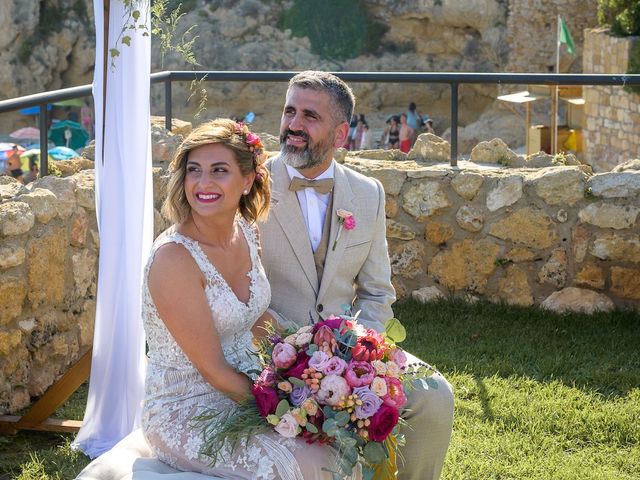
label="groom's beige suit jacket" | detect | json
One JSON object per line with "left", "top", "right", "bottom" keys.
{"left": 260, "top": 156, "right": 396, "bottom": 332}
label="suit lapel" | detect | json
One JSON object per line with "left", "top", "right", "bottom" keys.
{"left": 270, "top": 157, "right": 319, "bottom": 294}
{"left": 318, "top": 163, "right": 355, "bottom": 302}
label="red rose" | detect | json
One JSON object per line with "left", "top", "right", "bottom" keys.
{"left": 252, "top": 384, "right": 279, "bottom": 417}
{"left": 368, "top": 404, "right": 399, "bottom": 442}
{"left": 282, "top": 350, "right": 310, "bottom": 379}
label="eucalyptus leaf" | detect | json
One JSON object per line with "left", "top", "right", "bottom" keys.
{"left": 306, "top": 344, "right": 318, "bottom": 355}
{"left": 362, "top": 466, "right": 375, "bottom": 480}
{"left": 122, "top": 35, "right": 132, "bottom": 46}
{"left": 322, "top": 419, "right": 338, "bottom": 437}
{"left": 275, "top": 399, "right": 290, "bottom": 417}
{"left": 384, "top": 318, "right": 407, "bottom": 343}
{"left": 323, "top": 406, "right": 336, "bottom": 418}
{"left": 289, "top": 377, "right": 306, "bottom": 388}
{"left": 426, "top": 377, "right": 440, "bottom": 389}
{"left": 334, "top": 410, "right": 350, "bottom": 427}
{"left": 363, "top": 441, "right": 386, "bottom": 464}
{"left": 306, "top": 423, "right": 318, "bottom": 434}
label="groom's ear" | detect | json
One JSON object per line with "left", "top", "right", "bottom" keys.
{"left": 333, "top": 121, "right": 349, "bottom": 148}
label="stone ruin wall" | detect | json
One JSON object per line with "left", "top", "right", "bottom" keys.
{"left": 583, "top": 28, "right": 640, "bottom": 172}
{"left": 1, "top": 144, "right": 639, "bottom": 414}
{"left": 505, "top": 0, "right": 598, "bottom": 73}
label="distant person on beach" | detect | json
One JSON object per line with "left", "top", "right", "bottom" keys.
{"left": 399, "top": 113, "right": 414, "bottom": 153}
{"left": 360, "top": 122, "right": 373, "bottom": 150}
{"left": 6, "top": 146, "right": 24, "bottom": 183}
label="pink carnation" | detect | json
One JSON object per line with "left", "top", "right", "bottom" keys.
{"left": 343, "top": 215, "right": 356, "bottom": 230}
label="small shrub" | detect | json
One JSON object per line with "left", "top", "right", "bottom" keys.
{"left": 597, "top": 0, "right": 640, "bottom": 36}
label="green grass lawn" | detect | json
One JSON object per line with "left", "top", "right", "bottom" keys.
{"left": 1, "top": 299, "right": 639, "bottom": 479}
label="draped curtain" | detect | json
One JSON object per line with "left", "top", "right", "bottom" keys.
{"left": 73, "top": 0, "right": 153, "bottom": 458}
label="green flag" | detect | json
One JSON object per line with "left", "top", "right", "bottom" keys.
{"left": 559, "top": 17, "right": 575, "bottom": 55}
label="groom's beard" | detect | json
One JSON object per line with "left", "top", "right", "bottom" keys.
{"left": 279, "top": 129, "right": 335, "bottom": 169}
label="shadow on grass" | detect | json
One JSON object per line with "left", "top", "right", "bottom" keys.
{"left": 395, "top": 297, "right": 640, "bottom": 398}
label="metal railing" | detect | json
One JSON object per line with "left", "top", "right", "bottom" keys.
{"left": 1, "top": 71, "right": 639, "bottom": 175}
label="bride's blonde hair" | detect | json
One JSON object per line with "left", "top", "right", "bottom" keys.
{"left": 162, "top": 118, "right": 270, "bottom": 224}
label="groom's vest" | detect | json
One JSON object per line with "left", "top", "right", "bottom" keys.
{"left": 312, "top": 194, "right": 333, "bottom": 286}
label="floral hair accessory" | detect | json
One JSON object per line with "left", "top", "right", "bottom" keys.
{"left": 332, "top": 209, "right": 356, "bottom": 251}
{"left": 234, "top": 122, "right": 265, "bottom": 164}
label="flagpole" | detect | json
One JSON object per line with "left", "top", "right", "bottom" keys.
{"left": 552, "top": 14, "right": 560, "bottom": 155}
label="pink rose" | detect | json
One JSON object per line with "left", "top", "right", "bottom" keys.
{"left": 272, "top": 342, "right": 298, "bottom": 369}
{"left": 389, "top": 348, "right": 408, "bottom": 369}
{"left": 283, "top": 351, "right": 310, "bottom": 379}
{"left": 246, "top": 132, "right": 261, "bottom": 146}
{"left": 322, "top": 356, "right": 347, "bottom": 376}
{"left": 274, "top": 412, "right": 301, "bottom": 438}
{"left": 309, "top": 351, "right": 332, "bottom": 372}
{"left": 345, "top": 360, "right": 376, "bottom": 388}
{"left": 252, "top": 384, "right": 279, "bottom": 418}
{"left": 256, "top": 365, "right": 276, "bottom": 386}
{"left": 368, "top": 404, "right": 399, "bottom": 442}
{"left": 382, "top": 377, "right": 407, "bottom": 409}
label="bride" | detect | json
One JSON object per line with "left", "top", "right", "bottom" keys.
{"left": 142, "top": 119, "right": 352, "bottom": 479}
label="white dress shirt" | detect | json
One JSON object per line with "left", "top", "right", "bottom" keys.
{"left": 286, "top": 162, "right": 335, "bottom": 252}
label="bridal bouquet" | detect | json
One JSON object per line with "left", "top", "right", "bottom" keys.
{"left": 197, "top": 315, "right": 435, "bottom": 480}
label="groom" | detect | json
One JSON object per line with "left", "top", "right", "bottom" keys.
{"left": 259, "top": 71, "right": 454, "bottom": 480}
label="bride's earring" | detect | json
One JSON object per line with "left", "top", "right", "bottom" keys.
{"left": 243, "top": 190, "right": 249, "bottom": 195}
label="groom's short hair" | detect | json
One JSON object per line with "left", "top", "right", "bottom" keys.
{"left": 288, "top": 71, "right": 355, "bottom": 126}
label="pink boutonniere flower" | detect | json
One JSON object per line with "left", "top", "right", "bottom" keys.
{"left": 332, "top": 209, "right": 356, "bottom": 251}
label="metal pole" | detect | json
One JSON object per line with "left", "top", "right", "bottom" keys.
{"left": 38, "top": 104, "right": 48, "bottom": 176}
{"left": 450, "top": 82, "right": 459, "bottom": 166}
{"left": 165, "top": 78, "right": 172, "bottom": 131}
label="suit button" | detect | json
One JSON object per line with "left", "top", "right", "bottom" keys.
{"left": 316, "top": 304, "right": 324, "bottom": 313}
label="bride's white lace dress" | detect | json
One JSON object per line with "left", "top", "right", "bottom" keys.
{"left": 141, "top": 218, "right": 351, "bottom": 480}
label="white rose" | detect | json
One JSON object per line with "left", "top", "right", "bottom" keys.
{"left": 274, "top": 412, "right": 301, "bottom": 438}
{"left": 371, "top": 360, "right": 387, "bottom": 376}
{"left": 385, "top": 361, "right": 401, "bottom": 378}
{"left": 295, "top": 332, "right": 313, "bottom": 346}
{"left": 371, "top": 377, "right": 388, "bottom": 397}
{"left": 283, "top": 334, "right": 298, "bottom": 345}
{"left": 297, "top": 325, "right": 314, "bottom": 334}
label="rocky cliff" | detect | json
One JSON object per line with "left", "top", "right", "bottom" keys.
{"left": 1, "top": 0, "right": 599, "bottom": 149}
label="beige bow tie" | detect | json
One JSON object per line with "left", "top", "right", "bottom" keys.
{"left": 288, "top": 177, "right": 334, "bottom": 195}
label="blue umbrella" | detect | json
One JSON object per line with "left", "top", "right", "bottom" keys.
{"left": 19, "top": 105, "right": 52, "bottom": 115}
{"left": 49, "top": 146, "right": 80, "bottom": 160}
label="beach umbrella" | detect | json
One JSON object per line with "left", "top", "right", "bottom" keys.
{"left": 0, "top": 142, "right": 26, "bottom": 161}
{"left": 19, "top": 105, "right": 52, "bottom": 116}
{"left": 49, "top": 146, "right": 80, "bottom": 160}
{"left": 48, "top": 120, "right": 90, "bottom": 150}
{"left": 10, "top": 127, "right": 40, "bottom": 141}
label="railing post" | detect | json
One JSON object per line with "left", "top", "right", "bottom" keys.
{"left": 38, "top": 104, "right": 49, "bottom": 176}
{"left": 450, "top": 82, "right": 459, "bottom": 167}
{"left": 164, "top": 78, "right": 172, "bottom": 132}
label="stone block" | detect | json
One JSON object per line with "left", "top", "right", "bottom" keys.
{"left": 541, "top": 287, "right": 614, "bottom": 314}
{"left": 428, "top": 239, "right": 500, "bottom": 293}
{"left": 0, "top": 201, "right": 34, "bottom": 236}
{"left": 0, "top": 245, "right": 26, "bottom": 269}
{"left": 572, "top": 224, "right": 590, "bottom": 263}
{"left": 590, "top": 233, "right": 640, "bottom": 263}
{"left": 72, "top": 249, "right": 98, "bottom": 297}
{"left": 425, "top": 222, "right": 454, "bottom": 245}
{"left": 0, "top": 182, "right": 28, "bottom": 201}
{"left": 407, "top": 133, "right": 450, "bottom": 162}
{"left": 386, "top": 220, "right": 415, "bottom": 240}
{"left": 70, "top": 208, "right": 89, "bottom": 247}
{"left": 385, "top": 195, "right": 399, "bottom": 218}
{"left": 489, "top": 207, "right": 558, "bottom": 249}
{"left": 74, "top": 171, "right": 96, "bottom": 211}
{"left": 469, "top": 138, "right": 518, "bottom": 165}
{"left": 347, "top": 160, "right": 407, "bottom": 195}
{"left": 486, "top": 175, "right": 523, "bottom": 212}
{"left": 528, "top": 167, "right": 587, "bottom": 206}
{"left": 17, "top": 188, "right": 58, "bottom": 223}
{"left": 27, "top": 228, "right": 67, "bottom": 309}
{"left": 31, "top": 176, "right": 77, "bottom": 219}
{"left": 538, "top": 248, "right": 567, "bottom": 288}
{"left": 496, "top": 265, "right": 533, "bottom": 306}
{"left": 0, "top": 329, "right": 22, "bottom": 356}
{"left": 575, "top": 264, "right": 605, "bottom": 290}
{"left": 456, "top": 205, "right": 485, "bottom": 232}
{"left": 578, "top": 202, "right": 640, "bottom": 229}
{"left": 451, "top": 172, "right": 484, "bottom": 200}
{"left": 402, "top": 182, "right": 451, "bottom": 220}
{"left": 390, "top": 240, "right": 425, "bottom": 279}
{"left": 0, "top": 276, "right": 27, "bottom": 327}
{"left": 504, "top": 247, "right": 536, "bottom": 263}
{"left": 589, "top": 172, "right": 640, "bottom": 198}
{"left": 412, "top": 286, "right": 445, "bottom": 303}
{"left": 610, "top": 267, "right": 640, "bottom": 300}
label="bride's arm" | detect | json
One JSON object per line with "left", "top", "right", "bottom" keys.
{"left": 148, "top": 243, "right": 252, "bottom": 403}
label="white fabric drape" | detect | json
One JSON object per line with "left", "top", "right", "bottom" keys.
{"left": 73, "top": 0, "right": 153, "bottom": 458}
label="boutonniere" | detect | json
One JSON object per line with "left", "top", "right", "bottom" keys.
{"left": 332, "top": 209, "right": 356, "bottom": 251}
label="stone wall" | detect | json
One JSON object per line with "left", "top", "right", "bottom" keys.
{"left": 505, "top": 0, "right": 598, "bottom": 73}
{"left": 583, "top": 28, "right": 640, "bottom": 172}
{"left": 2, "top": 144, "right": 639, "bottom": 414}
{"left": 0, "top": 172, "right": 97, "bottom": 414}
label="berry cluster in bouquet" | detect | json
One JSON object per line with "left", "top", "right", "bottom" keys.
{"left": 197, "top": 314, "right": 436, "bottom": 480}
